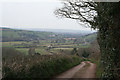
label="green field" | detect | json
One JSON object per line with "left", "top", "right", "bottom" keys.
{"left": 35, "top": 48, "right": 49, "bottom": 55}
{"left": 2, "top": 40, "right": 91, "bottom": 55}
{"left": 2, "top": 28, "right": 97, "bottom": 55}
{"left": 16, "top": 48, "right": 29, "bottom": 55}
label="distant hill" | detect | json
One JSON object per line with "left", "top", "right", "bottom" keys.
{"left": 83, "top": 32, "right": 97, "bottom": 43}
{"left": 2, "top": 27, "right": 55, "bottom": 42}
{"left": 22, "top": 28, "right": 95, "bottom": 34}
{"left": 1, "top": 27, "right": 97, "bottom": 42}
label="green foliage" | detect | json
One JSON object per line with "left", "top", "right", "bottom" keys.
{"left": 83, "top": 33, "right": 97, "bottom": 43}
{"left": 2, "top": 47, "right": 24, "bottom": 59}
{"left": 96, "top": 61, "right": 104, "bottom": 78}
{"left": 16, "top": 48, "right": 29, "bottom": 55}
{"left": 3, "top": 52, "right": 82, "bottom": 79}
{"left": 95, "top": 2, "right": 120, "bottom": 79}
{"left": 71, "top": 48, "right": 77, "bottom": 55}
{"left": 82, "top": 50, "right": 90, "bottom": 58}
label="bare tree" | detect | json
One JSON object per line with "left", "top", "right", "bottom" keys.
{"left": 55, "top": 1, "right": 120, "bottom": 78}
{"left": 55, "top": 0, "right": 97, "bottom": 28}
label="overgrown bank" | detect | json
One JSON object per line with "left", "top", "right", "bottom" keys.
{"left": 3, "top": 54, "right": 83, "bottom": 79}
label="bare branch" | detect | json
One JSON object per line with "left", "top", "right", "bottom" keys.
{"left": 55, "top": 0, "right": 97, "bottom": 27}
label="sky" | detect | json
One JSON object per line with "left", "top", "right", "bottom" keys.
{"left": 0, "top": 0, "right": 96, "bottom": 31}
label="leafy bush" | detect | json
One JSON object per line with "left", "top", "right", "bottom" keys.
{"left": 82, "top": 50, "right": 90, "bottom": 58}
{"left": 2, "top": 54, "right": 82, "bottom": 79}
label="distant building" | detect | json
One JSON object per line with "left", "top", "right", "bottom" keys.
{"left": 64, "top": 38, "right": 76, "bottom": 40}
{"left": 47, "top": 45, "right": 53, "bottom": 48}
{"left": 49, "top": 34, "right": 56, "bottom": 37}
